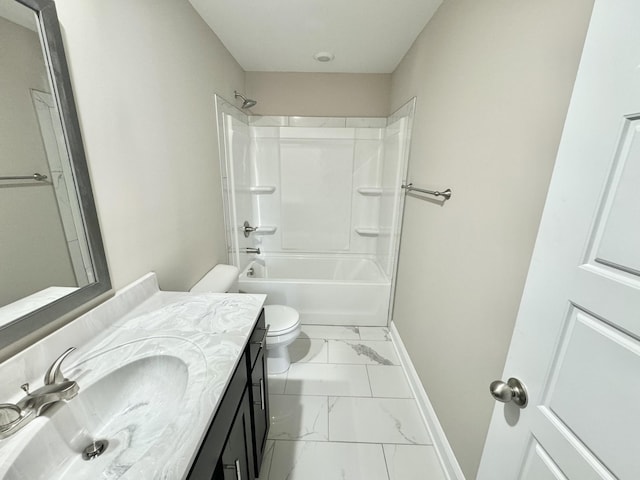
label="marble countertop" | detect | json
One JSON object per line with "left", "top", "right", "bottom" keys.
{"left": 0, "top": 274, "right": 266, "bottom": 479}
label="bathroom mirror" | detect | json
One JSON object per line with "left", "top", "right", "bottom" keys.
{"left": 0, "top": 0, "right": 110, "bottom": 352}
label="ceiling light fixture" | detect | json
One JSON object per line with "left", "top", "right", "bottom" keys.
{"left": 313, "top": 51, "right": 334, "bottom": 62}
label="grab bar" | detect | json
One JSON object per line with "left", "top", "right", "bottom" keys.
{"left": 0, "top": 173, "right": 48, "bottom": 182}
{"left": 402, "top": 183, "right": 452, "bottom": 200}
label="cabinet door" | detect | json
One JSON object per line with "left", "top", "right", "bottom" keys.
{"left": 221, "top": 390, "right": 254, "bottom": 480}
{"left": 250, "top": 344, "right": 270, "bottom": 473}
{"left": 189, "top": 354, "right": 248, "bottom": 480}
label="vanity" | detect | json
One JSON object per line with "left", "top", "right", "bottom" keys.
{"left": 189, "top": 304, "right": 270, "bottom": 480}
{"left": 0, "top": 274, "right": 270, "bottom": 479}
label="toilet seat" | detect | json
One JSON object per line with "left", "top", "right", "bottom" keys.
{"left": 264, "top": 305, "right": 300, "bottom": 335}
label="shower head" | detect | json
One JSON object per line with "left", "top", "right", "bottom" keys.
{"left": 234, "top": 91, "right": 257, "bottom": 109}
{"left": 243, "top": 98, "right": 257, "bottom": 109}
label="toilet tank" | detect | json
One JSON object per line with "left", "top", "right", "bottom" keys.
{"left": 190, "top": 264, "right": 239, "bottom": 293}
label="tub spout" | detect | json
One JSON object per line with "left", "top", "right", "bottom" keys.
{"left": 241, "top": 247, "right": 261, "bottom": 255}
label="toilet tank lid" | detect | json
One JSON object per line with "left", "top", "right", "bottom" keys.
{"left": 190, "top": 264, "right": 239, "bottom": 293}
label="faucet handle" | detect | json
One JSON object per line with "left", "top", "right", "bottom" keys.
{"left": 44, "top": 347, "right": 76, "bottom": 385}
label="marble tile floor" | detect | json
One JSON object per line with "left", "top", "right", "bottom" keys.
{"left": 259, "top": 325, "right": 447, "bottom": 480}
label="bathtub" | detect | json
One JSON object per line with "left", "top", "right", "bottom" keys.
{"left": 238, "top": 255, "right": 391, "bottom": 326}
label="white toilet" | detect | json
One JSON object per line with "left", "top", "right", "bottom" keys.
{"left": 190, "top": 264, "right": 301, "bottom": 374}
{"left": 262, "top": 304, "right": 300, "bottom": 374}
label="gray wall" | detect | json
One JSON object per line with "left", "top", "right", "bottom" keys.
{"left": 245, "top": 72, "right": 390, "bottom": 117}
{"left": 0, "top": 16, "right": 75, "bottom": 306}
{"left": 56, "top": 0, "right": 246, "bottom": 291}
{"left": 390, "top": 0, "right": 594, "bottom": 477}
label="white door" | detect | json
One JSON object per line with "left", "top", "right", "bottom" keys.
{"left": 478, "top": 1, "right": 640, "bottom": 479}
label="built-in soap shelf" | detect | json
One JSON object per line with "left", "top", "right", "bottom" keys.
{"left": 356, "top": 187, "right": 383, "bottom": 196}
{"left": 249, "top": 186, "right": 276, "bottom": 194}
{"left": 254, "top": 226, "right": 277, "bottom": 235}
{"left": 355, "top": 227, "right": 380, "bottom": 237}
{"left": 355, "top": 227, "right": 393, "bottom": 237}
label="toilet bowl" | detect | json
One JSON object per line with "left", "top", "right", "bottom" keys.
{"left": 264, "top": 304, "right": 301, "bottom": 374}
{"left": 190, "top": 264, "right": 301, "bottom": 374}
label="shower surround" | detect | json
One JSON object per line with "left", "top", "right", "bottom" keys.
{"left": 216, "top": 97, "right": 415, "bottom": 326}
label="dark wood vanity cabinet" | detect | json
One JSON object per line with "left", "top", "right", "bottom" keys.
{"left": 247, "top": 310, "right": 270, "bottom": 474}
{"left": 188, "top": 309, "right": 270, "bottom": 480}
{"left": 219, "top": 390, "right": 254, "bottom": 480}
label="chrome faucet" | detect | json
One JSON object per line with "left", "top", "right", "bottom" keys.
{"left": 241, "top": 247, "right": 261, "bottom": 255}
{"left": 0, "top": 347, "right": 79, "bottom": 439}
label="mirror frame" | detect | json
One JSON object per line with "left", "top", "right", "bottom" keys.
{"left": 0, "top": 0, "right": 111, "bottom": 351}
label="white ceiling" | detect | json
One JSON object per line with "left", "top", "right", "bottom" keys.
{"left": 188, "top": 0, "right": 443, "bottom": 73}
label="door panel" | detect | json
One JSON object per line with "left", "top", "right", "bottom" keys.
{"left": 530, "top": 408, "right": 615, "bottom": 480}
{"left": 544, "top": 309, "right": 640, "bottom": 479}
{"left": 521, "top": 443, "right": 568, "bottom": 480}
{"left": 572, "top": 266, "right": 640, "bottom": 336}
{"left": 478, "top": 1, "right": 640, "bottom": 478}
{"left": 594, "top": 117, "right": 640, "bottom": 274}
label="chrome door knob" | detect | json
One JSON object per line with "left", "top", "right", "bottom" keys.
{"left": 489, "top": 377, "right": 528, "bottom": 408}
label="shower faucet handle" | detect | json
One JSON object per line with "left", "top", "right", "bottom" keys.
{"left": 243, "top": 221, "right": 258, "bottom": 238}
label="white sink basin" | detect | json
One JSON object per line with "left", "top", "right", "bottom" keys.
{"left": 3, "top": 337, "right": 207, "bottom": 480}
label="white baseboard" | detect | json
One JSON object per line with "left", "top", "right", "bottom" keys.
{"left": 389, "top": 322, "right": 466, "bottom": 480}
